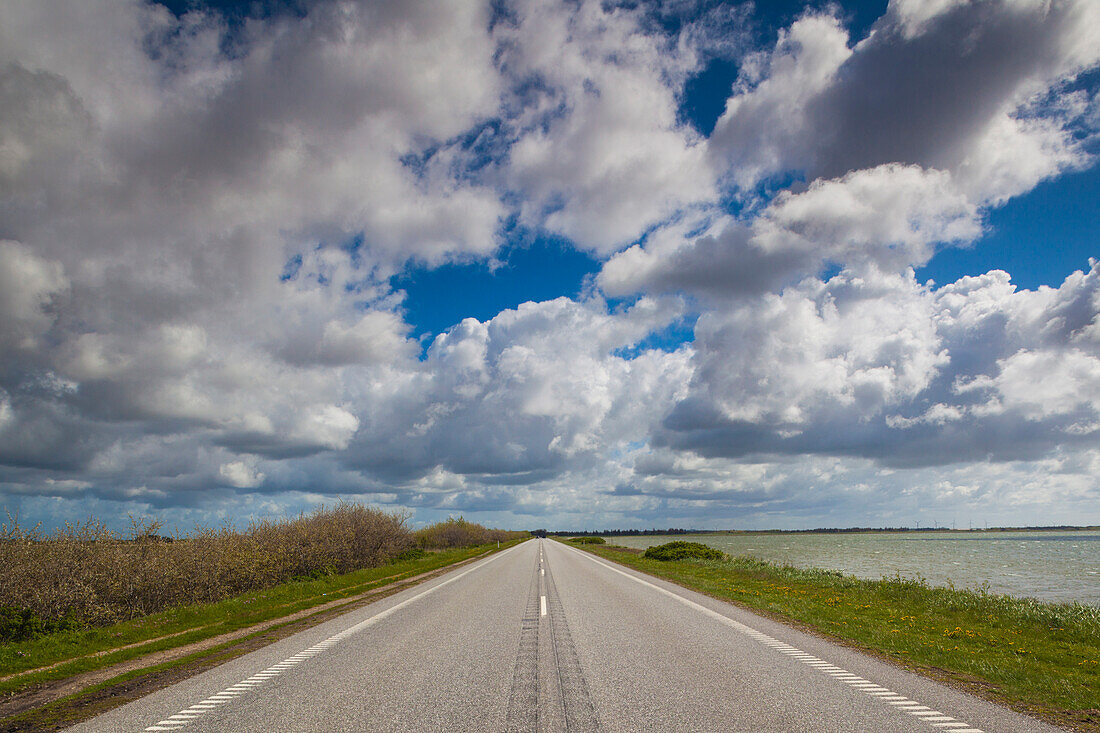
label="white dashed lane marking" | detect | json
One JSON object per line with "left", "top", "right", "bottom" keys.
{"left": 560, "top": 542, "right": 986, "bottom": 733}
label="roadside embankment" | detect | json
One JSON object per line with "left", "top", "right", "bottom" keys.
{"left": 571, "top": 541, "right": 1100, "bottom": 733}
{"left": 1, "top": 503, "right": 523, "bottom": 634}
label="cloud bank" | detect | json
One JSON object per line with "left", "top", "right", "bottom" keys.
{"left": 1, "top": 0, "right": 1098, "bottom": 530}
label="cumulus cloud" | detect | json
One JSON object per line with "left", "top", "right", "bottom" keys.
{"left": 674, "top": 268, "right": 948, "bottom": 429}
{"left": 0, "top": 0, "right": 511, "bottom": 508}
{"left": 708, "top": 12, "right": 853, "bottom": 189}
{"left": 0, "top": 0, "right": 1098, "bottom": 531}
{"left": 600, "top": 164, "right": 982, "bottom": 298}
{"left": 341, "top": 296, "right": 691, "bottom": 485}
{"left": 709, "top": 0, "right": 1099, "bottom": 200}
{"left": 0, "top": 241, "right": 67, "bottom": 352}
{"left": 219, "top": 460, "right": 265, "bottom": 489}
{"left": 496, "top": 0, "right": 716, "bottom": 253}
{"left": 654, "top": 262, "right": 1100, "bottom": 472}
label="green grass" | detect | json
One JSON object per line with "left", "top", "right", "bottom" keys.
{"left": 575, "top": 543, "right": 1100, "bottom": 726}
{"left": 0, "top": 541, "right": 521, "bottom": 697}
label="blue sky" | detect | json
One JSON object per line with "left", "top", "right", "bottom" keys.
{"left": 396, "top": 155, "right": 1100, "bottom": 351}
{"left": 394, "top": 0, "right": 1099, "bottom": 349}
{"left": 401, "top": 142, "right": 1099, "bottom": 350}
{"left": 920, "top": 167, "right": 1100, "bottom": 291}
{"left": 1, "top": 0, "right": 1098, "bottom": 532}
{"left": 394, "top": 235, "right": 601, "bottom": 345}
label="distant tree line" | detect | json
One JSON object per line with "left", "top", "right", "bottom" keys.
{"left": 539, "top": 528, "right": 704, "bottom": 537}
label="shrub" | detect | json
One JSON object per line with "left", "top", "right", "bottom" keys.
{"left": 413, "top": 517, "right": 527, "bottom": 549}
{"left": 568, "top": 536, "right": 606, "bottom": 544}
{"left": 389, "top": 547, "right": 427, "bottom": 563}
{"left": 643, "top": 541, "right": 725, "bottom": 562}
{"left": 0, "top": 506, "right": 529, "bottom": 638}
{"left": 0, "top": 606, "right": 84, "bottom": 643}
{"left": 0, "top": 501, "right": 414, "bottom": 631}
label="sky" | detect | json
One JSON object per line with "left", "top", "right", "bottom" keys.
{"left": 1, "top": 0, "right": 1099, "bottom": 532}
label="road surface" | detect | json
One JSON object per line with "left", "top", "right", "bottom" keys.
{"left": 67, "top": 538, "right": 1065, "bottom": 732}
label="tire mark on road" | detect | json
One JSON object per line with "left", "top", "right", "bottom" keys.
{"left": 543, "top": 561, "right": 601, "bottom": 733}
{"left": 504, "top": 556, "right": 542, "bottom": 733}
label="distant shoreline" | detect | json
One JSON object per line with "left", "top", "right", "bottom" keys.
{"left": 546, "top": 525, "right": 1100, "bottom": 537}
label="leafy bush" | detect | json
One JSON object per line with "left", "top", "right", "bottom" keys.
{"left": 643, "top": 541, "right": 725, "bottom": 562}
{"left": 389, "top": 547, "right": 428, "bottom": 563}
{"left": 0, "top": 606, "right": 84, "bottom": 643}
{"left": 568, "top": 536, "right": 606, "bottom": 544}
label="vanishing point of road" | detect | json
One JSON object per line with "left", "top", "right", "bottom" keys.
{"left": 67, "top": 539, "right": 1065, "bottom": 732}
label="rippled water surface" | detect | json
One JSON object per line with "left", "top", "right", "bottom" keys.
{"left": 611, "top": 530, "right": 1100, "bottom": 606}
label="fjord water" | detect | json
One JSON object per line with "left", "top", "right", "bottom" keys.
{"left": 612, "top": 530, "right": 1100, "bottom": 606}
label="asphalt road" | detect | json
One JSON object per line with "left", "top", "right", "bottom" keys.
{"left": 67, "top": 538, "right": 1067, "bottom": 732}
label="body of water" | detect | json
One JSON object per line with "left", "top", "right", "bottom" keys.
{"left": 610, "top": 530, "right": 1100, "bottom": 606}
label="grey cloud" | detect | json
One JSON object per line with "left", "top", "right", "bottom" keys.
{"left": 0, "top": 402, "right": 105, "bottom": 471}
{"left": 602, "top": 224, "right": 805, "bottom": 299}
{"left": 599, "top": 164, "right": 983, "bottom": 300}
{"left": 604, "top": 1, "right": 1097, "bottom": 305}
{"left": 214, "top": 432, "right": 339, "bottom": 460}
{"left": 0, "top": 242, "right": 68, "bottom": 354}
{"left": 654, "top": 400, "right": 1089, "bottom": 468}
{"left": 0, "top": 64, "right": 95, "bottom": 205}
{"left": 496, "top": 0, "right": 716, "bottom": 253}
{"left": 709, "top": 0, "right": 1099, "bottom": 200}
{"left": 809, "top": 1, "right": 1077, "bottom": 178}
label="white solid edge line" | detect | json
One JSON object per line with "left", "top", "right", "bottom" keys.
{"left": 138, "top": 539, "right": 531, "bottom": 731}
{"left": 554, "top": 541, "right": 985, "bottom": 733}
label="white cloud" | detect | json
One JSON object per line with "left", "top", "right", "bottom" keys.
{"left": 656, "top": 260, "right": 1100, "bottom": 472}
{"left": 990, "top": 349, "right": 1100, "bottom": 420}
{"left": 0, "top": 241, "right": 67, "bottom": 351}
{"left": 0, "top": 391, "right": 13, "bottom": 432}
{"left": 219, "top": 460, "right": 266, "bottom": 489}
{"left": 886, "top": 402, "right": 964, "bottom": 429}
{"left": 756, "top": 165, "right": 981, "bottom": 267}
{"left": 342, "top": 295, "right": 691, "bottom": 485}
{"left": 708, "top": 0, "right": 1099, "bottom": 201}
{"left": 956, "top": 101, "right": 1093, "bottom": 205}
{"left": 708, "top": 13, "right": 852, "bottom": 188}
{"left": 684, "top": 269, "right": 947, "bottom": 427}
{"left": 0, "top": 0, "right": 511, "bottom": 490}
{"left": 499, "top": 0, "right": 716, "bottom": 253}
{"left": 296, "top": 405, "right": 360, "bottom": 452}
{"left": 0, "top": 0, "right": 1098, "bottom": 531}
{"left": 600, "top": 164, "right": 982, "bottom": 298}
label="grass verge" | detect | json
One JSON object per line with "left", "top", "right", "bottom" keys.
{"left": 572, "top": 542, "right": 1100, "bottom": 733}
{"left": 0, "top": 540, "right": 523, "bottom": 731}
